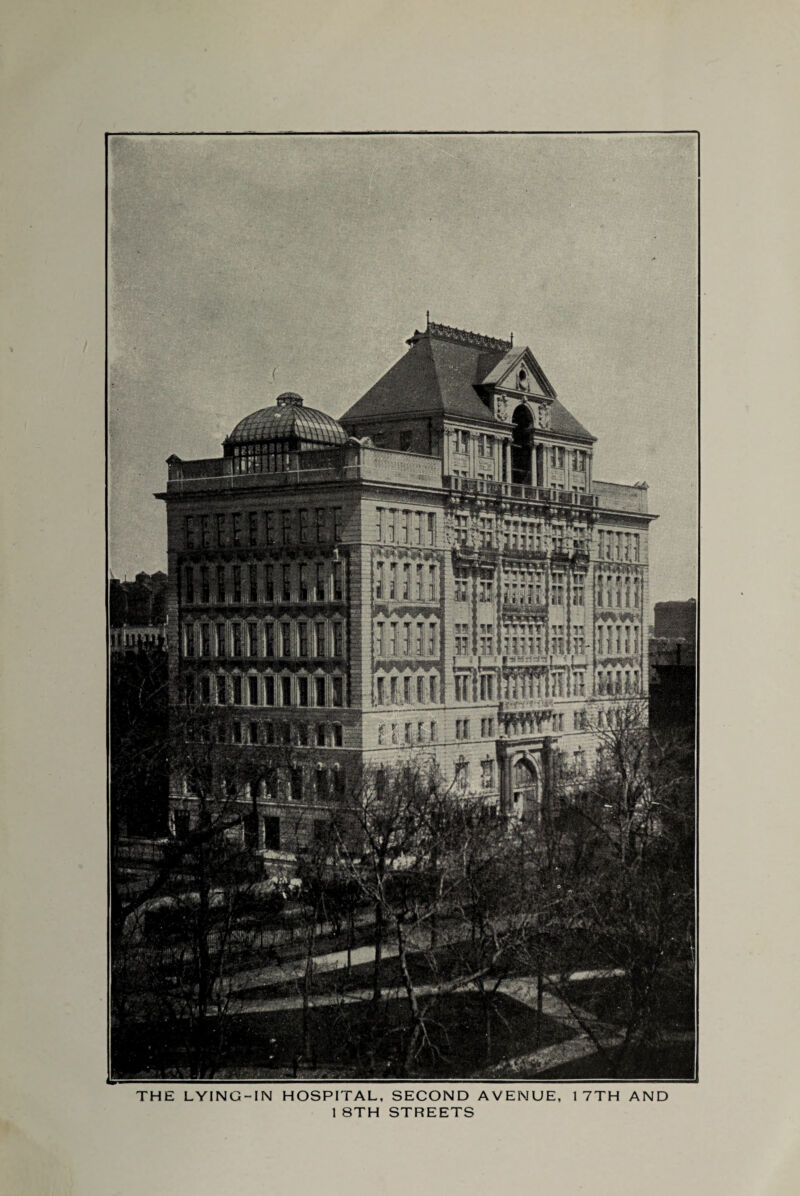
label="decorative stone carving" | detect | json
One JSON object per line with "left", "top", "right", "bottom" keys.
{"left": 535, "top": 404, "right": 551, "bottom": 429}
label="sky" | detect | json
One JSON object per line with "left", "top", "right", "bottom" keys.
{"left": 108, "top": 133, "right": 697, "bottom": 609}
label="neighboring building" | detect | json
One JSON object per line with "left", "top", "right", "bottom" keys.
{"left": 110, "top": 572, "right": 168, "bottom": 654}
{"left": 650, "top": 598, "right": 697, "bottom": 729}
{"left": 157, "top": 319, "right": 655, "bottom": 853}
{"left": 654, "top": 598, "right": 696, "bottom": 643}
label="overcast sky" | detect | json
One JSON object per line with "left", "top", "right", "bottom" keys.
{"left": 109, "top": 133, "right": 697, "bottom": 609}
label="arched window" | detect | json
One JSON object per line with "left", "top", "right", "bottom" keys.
{"left": 511, "top": 404, "right": 533, "bottom": 485}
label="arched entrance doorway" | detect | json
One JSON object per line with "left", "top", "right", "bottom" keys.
{"left": 511, "top": 404, "right": 533, "bottom": 484}
{"left": 511, "top": 756, "right": 540, "bottom": 821}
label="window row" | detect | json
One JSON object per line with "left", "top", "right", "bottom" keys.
{"left": 596, "top": 622, "right": 641, "bottom": 657}
{"left": 596, "top": 669, "right": 641, "bottom": 696}
{"left": 374, "top": 559, "right": 439, "bottom": 602}
{"left": 453, "top": 571, "right": 495, "bottom": 603}
{"left": 377, "top": 721, "right": 439, "bottom": 746}
{"left": 451, "top": 429, "right": 500, "bottom": 458}
{"left": 182, "top": 560, "right": 345, "bottom": 605}
{"left": 454, "top": 673, "right": 496, "bottom": 702}
{"left": 596, "top": 573, "right": 642, "bottom": 609}
{"left": 598, "top": 530, "right": 641, "bottom": 562}
{"left": 502, "top": 669, "right": 586, "bottom": 700}
{"left": 185, "top": 507, "right": 343, "bottom": 551}
{"left": 374, "top": 672, "right": 440, "bottom": 707}
{"left": 184, "top": 718, "right": 344, "bottom": 749}
{"left": 550, "top": 447, "right": 588, "bottom": 473}
{"left": 375, "top": 507, "right": 436, "bottom": 546}
{"left": 182, "top": 671, "right": 346, "bottom": 708}
{"left": 373, "top": 619, "right": 440, "bottom": 659}
{"left": 183, "top": 618, "right": 346, "bottom": 660}
{"left": 454, "top": 622, "right": 496, "bottom": 655}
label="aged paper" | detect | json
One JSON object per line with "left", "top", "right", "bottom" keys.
{"left": 2, "top": 1, "right": 797, "bottom": 1193}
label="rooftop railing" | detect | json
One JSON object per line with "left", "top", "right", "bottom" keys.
{"left": 443, "top": 475, "right": 598, "bottom": 509}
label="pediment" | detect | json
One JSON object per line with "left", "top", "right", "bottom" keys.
{"left": 481, "top": 346, "right": 556, "bottom": 400}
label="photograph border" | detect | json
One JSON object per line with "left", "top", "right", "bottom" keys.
{"left": 105, "top": 129, "right": 700, "bottom": 1085}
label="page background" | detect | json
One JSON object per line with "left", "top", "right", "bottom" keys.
{"left": 2, "top": 3, "right": 797, "bottom": 1192}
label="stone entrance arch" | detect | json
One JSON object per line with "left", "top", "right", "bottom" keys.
{"left": 510, "top": 753, "right": 542, "bottom": 820}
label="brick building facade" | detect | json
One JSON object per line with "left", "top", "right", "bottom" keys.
{"left": 158, "top": 319, "right": 655, "bottom": 853}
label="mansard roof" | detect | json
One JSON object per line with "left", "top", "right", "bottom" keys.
{"left": 339, "top": 320, "right": 594, "bottom": 440}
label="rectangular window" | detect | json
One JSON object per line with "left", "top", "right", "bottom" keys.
{"left": 184, "top": 566, "right": 195, "bottom": 604}
{"left": 402, "top": 562, "right": 411, "bottom": 599}
{"left": 215, "top": 623, "right": 226, "bottom": 657}
{"left": 232, "top": 675, "right": 243, "bottom": 705}
{"left": 281, "top": 510, "right": 293, "bottom": 544}
{"left": 200, "top": 624, "right": 210, "bottom": 657}
{"left": 455, "top": 623, "right": 469, "bottom": 655}
{"left": 404, "top": 723, "right": 412, "bottom": 745}
{"left": 551, "top": 573, "right": 565, "bottom": 604}
{"left": 216, "top": 674, "right": 226, "bottom": 705}
{"left": 298, "top": 509, "right": 309, "bottom": 543}
{"left": 248, "top": 566, "right": 258, "bottom": 604}
{"left": 282, "top": 566, "right": 291, "bottom": 602}
{"left": 574, "top": 576, "right": 585, "bottom": 606}
{"left": 416, "top": 676, "right": 425, "bottom": 703}
{"left": 185, "top": 516, "right": 196, "bottom": 549}
{"left": 264, "top": 566, "right": 274, "bottom": 603}
{"left": 265, "top": 511, "right": 276, "bottom": 545}
{"left": 429, "top": 675, "right": 438, "bottom": 703}
{"left": 428, "top": 565, "right": 437, "bottom": 600}
{"left": 315, "top": 621, "right": 326, "bottom": 657}
{"left": 216, "top": 565, "right": 226, "bottom": 604}
{"left": 248, "top": 623, "right": 259, "bottom": 656}
{"left": 376, "top": 676, "right": 385, "bottom": 705}
{"left": 264, "top": 675, "right": 275, "bottom": 706}
{"left": 333, "top": 723, "right": 343, "bottom": 747}
{"left": 401, "top": 510, "right": 410, "bottom": 544}
{"left": 184, "top": 624, "right": 195, "bottom": 657}
{"left": 311, "top": 508, "right": 325, "bottom": 544}
{"left": 427, "top": 513, "right": 435, "bottom": 546}
{"left": 231, "top": 623, "right": 242, "bottom": 657}
{"left": 332, "top": 677, "right": 344, "bottom": 707}
{"left": 428, "top": 624, "right": 437, "bottom": 655}
{"left": 298, "top": 564, "right": 309, "bottom": 602}
{"left": 281, "top": 675, "right": 291, "bottom": 706}
{"left": 280, "top": 623, "right": 292, "bottom": 657}
{"left": 403, "top": 675, "right": 411, "bottom": 704}
{"left": 298, "top": 622, "right": 309, "bottom": 656}
{"left": 232, "top": 566, "right": 242, "bottom": 603}
{"left": 454, "top": 571, "right": 468, "bottom": 602}
{"left": 232, "top": 513, "right": 242, "bottom": 547}
{"left": 297, "top": 676, "right": 308, "bottom": 707}
{"left": 247, "top": 511, "right": 258, "bottom": 547}
{"left": 315, "top": 675, "right": 326, "bottom": 706}
{"left": 248, "top": 675, "right": 259, "bottom": 705}
{"left": 264, "top": 622, "right": 275, "bottom": 657}
{"left": 430, "top": 721, "right": 437, "bottom": 742}
{"left": 375, "top": 560, "right": 384, "bottom": 600}
{"left": 333, "top": 562, "right": 344, "bottom": 601}
{"left": 333, "top": 508, "right": 343, "bottom": 542}
{"left": 333, "top": 622, "right": 344, "bottom": 656}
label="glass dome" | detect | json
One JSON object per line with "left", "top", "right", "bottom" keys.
{"left": 224, "top": 393, "right": 347, "bottom": 474}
